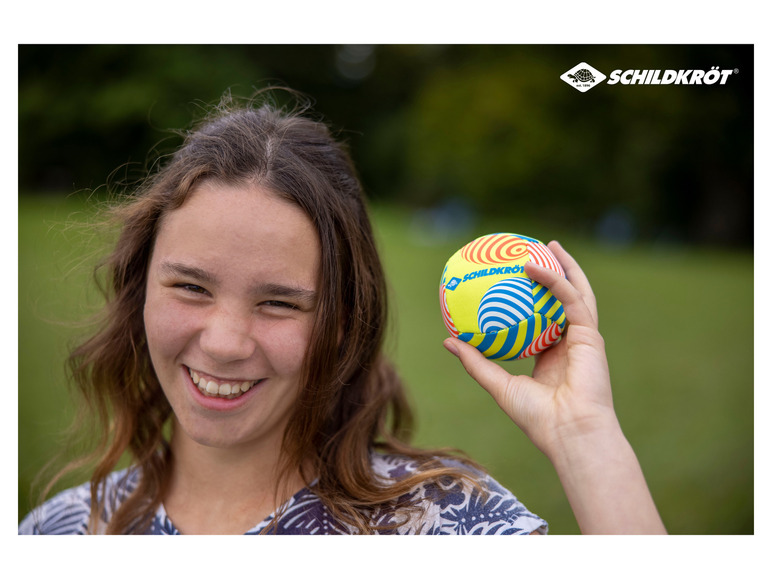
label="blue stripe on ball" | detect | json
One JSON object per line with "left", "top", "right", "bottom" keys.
{"left": 478, "top": 278, "right": 534, "bottom": 334}
{"left": 457, "top": 332, "right": 498, "bottom": 354}
{"left": 516, "top": 233, "right": 540, "bottom": 243}
{"left": 497, "top": 278, "right": 533, "bottom": 295}
{"left": 482, "top": 287, "right": 533, "bottom": 314}
{"left": 486, "top": 325, "right": 520, "bottom": 359}
{"left": 533, "top": 284, "right": 550, "bottom": 303}
{"left": 513, "top": 317, "right": 538, "bottom": 359}
{"left": 476, "top": 332, "right": 498, "bottom": 352}
{"left": 479, "top": 318, "right": 512, "bottom": 333}
{"left": 484, "top": 285, "right": 532, "bottom": 305}
{"left": 539, "top": 294, "right": 559, "bottom": 314}
{"left": 478, "top": 305, "right": 524, "bottom": 331}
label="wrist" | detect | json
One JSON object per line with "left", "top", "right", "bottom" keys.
{"left": 541, "top": 410, "right": 626, "bottom": 467}
{"left": 542, "top": 417, "right": 666, "bottom": 534}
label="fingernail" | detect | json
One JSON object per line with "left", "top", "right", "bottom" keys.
{"left": 443, "top": 339, "right": 460, "bottom": 357}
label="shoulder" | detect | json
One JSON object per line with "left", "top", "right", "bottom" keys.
{"left": 371, "top": 453, "right": 548, "bottom": 535}
{"left": 18, "top": 468, "right": 140, "bottom": 535}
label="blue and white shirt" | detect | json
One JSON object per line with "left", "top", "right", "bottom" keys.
{"left": 19, "top": 453, "right": 547, "bottom": 535}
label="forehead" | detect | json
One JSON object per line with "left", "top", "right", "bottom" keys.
{"left": 151, "top": 181, "right": 320, "bottom": 289}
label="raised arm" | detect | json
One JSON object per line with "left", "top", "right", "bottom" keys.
{"left": 443, "top": 241, "right": 666, "bottom": 534}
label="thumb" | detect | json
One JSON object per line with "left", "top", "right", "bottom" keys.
{"left": 443, "top": 337, "right": 522, "bottom": 401}
{"left": 444, "top": 337, "right": 545, "bottom": 439}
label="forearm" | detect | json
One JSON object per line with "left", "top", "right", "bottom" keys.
{"left": 546, "top": 419, "right": 667, "bottom": 535}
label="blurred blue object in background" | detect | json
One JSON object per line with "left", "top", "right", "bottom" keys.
{"left": 409, "top": 199, "right": 477, "bottom": 246}
{"left": 595, "top": 206, "right": 637, "bottom": 248}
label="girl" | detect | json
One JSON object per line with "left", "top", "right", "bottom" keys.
{"left": 19, "top": 94, "right": 665, "bottom": 535}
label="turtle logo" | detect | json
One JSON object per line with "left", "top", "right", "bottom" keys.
{"left": 560, "top": 62, "right": 607, "bottom": 93}
{"left": 568, "top": 69, "right": 596, "bottom": 84}
{"left": 445, "top": 277, "right": 462, "bottom": 291}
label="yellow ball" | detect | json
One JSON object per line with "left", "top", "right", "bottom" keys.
{"left": 440, "top": 233, "right": 567, "bottom": 360}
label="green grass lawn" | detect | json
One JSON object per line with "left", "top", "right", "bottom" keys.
{"left": 19, "top": 194, "right": 754, "bottom": 534}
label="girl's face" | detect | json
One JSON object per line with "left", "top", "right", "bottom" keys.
{"left": 143, "top": 181, "right": 320, "bottom": 452}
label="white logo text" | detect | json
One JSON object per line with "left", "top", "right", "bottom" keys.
{"left": 606, "top": 67, "right": 735, "bottom": 85}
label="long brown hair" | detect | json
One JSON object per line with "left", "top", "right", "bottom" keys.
{"left": 42, "top": 91, "right": 481, "bottom": 534}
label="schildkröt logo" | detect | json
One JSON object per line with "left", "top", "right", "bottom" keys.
{"left": 560, "top": 62, "right": 739, "bottom": 93}
{"left": 560, "top": 62, "right": 607, "bottom": 93}
{"left": 445, "top": 277, "right": 462, "bottom": 291}
{"left": 606, "top": 66, "right": 737, "bottom": 85}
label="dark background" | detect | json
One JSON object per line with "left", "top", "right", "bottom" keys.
{"left": 19, "top": 44, "right": 752, "bottom": 247}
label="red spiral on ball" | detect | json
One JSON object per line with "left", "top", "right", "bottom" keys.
{"left": 439, "top": 284, "right": 459, "bottom": 337}
{"left": 461, "top": 234, "right": 529, "bottom": 265}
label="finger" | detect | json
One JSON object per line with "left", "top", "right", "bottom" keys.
{"left": 525, "top": 260, "right": 596, "bottom": 329}
{"left": 547, "top": 241, "right": 598, "bottom": 323}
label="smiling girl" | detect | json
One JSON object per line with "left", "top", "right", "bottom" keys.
{"left": 20, "top": 93, "right": 665, "bottom": 535}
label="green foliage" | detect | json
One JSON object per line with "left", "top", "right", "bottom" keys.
{"left": 19, "top": 44, "right": 753, "bottom": 246}
{"left": 19, "top": 195, "right": 753, "bottom": 533}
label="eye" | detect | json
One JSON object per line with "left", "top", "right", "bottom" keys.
{"left": 262, "top": 300, "right": 299, "bottom": 310}
{"left": 175, "top": 283, "right": 209, "bottom": 295}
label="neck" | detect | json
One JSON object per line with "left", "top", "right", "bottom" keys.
{"left": 163, "top": 419, "right": 309, "bottom": 534}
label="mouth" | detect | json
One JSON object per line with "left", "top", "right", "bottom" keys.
{"left": 187, "top": 367, "right": 264, "bottom": 400}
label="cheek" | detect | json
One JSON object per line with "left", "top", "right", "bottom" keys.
{"left": 258, "top": 319, "right": 314, "bottom": 375}
{"left": 143, "top": 294, "right": 198, "bottom": 363}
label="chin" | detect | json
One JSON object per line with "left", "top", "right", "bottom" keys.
{"left": 169, "top": 416, "right": 241, "bottom": 450}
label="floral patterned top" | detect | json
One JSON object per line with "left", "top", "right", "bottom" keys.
{"left": 19, "top": 453, "right": 547, "bottom": 535}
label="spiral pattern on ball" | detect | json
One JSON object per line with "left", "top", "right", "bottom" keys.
{"left": 461, "top": 233, "right": 529, "bottom": 265}
{"left": 439, "top": 283, "right": 459, "bottom": 337}
{"left": 440, "top": 232, "right": 567, "bottom": 360}
{"left": 477, "top": 278, "right": 534, "bottom": 333}
{"left": 517, "top": 322, "right": 563, "bottom": 359}
{"left": 526, "top": 240, "right": 565, "bottom": 277}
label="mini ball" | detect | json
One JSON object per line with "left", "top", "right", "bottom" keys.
{"left": 439, "top": 233, "right": 567, "bottom": 360}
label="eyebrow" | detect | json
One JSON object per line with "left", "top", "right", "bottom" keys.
{"left": 160, "top": 261, "right": 217, "bottom": 285}
{"left": 158, "top": 261, "right": 318, "bottom": 305}
{"left": 258, "top": 283, "right": 318, "bottom": 306}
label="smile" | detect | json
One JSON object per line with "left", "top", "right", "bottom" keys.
{"left": 187, "top": 367, "right": 263, "bottom": 400}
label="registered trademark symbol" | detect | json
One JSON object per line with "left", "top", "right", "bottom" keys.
{"left": 734, "top": 68, "right": 740, "bottom": 74}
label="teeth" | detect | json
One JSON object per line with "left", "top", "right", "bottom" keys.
{"left": 188, "top": 368, "right": 259, "bottom": 399}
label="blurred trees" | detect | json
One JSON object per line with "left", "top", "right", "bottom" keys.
{"left": 18, "top": 44, "right": 753, "bottom": 246}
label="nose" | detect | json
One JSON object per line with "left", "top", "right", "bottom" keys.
{"left": 199, "top": 304, "right": 257, "bottom": 364}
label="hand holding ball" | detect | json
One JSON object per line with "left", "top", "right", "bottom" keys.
{"left": 440, "top": 233, "right": 567, "bottom": 360}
